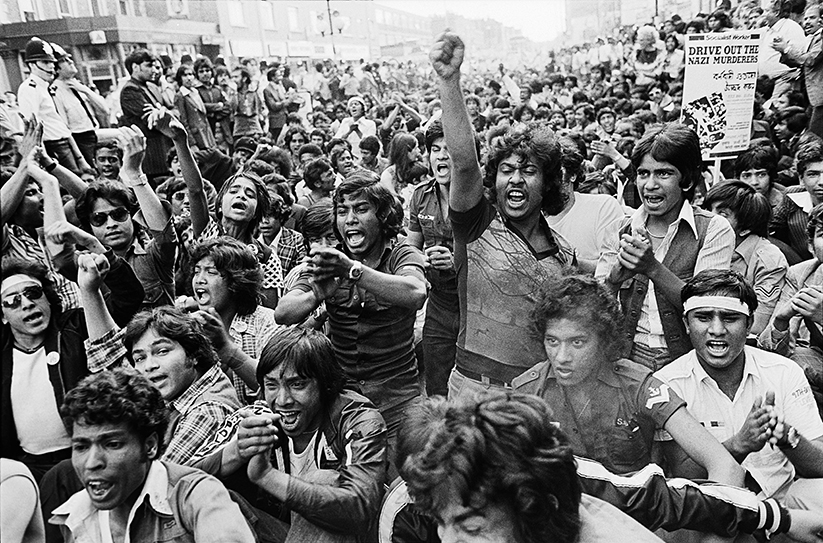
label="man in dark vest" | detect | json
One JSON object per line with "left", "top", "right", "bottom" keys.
{"left": 605, "top": 123, "right": 736, "bottom": 370}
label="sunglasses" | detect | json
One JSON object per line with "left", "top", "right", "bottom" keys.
{"left": 2, "top": 285, "right": 45, "bottom": 309}
{"left": 90, "top": 207, "right": 130, "bottom": 227}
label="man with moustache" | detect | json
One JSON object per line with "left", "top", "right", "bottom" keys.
{"left": 430, "top": 31, "right": 576, "bottom": 398}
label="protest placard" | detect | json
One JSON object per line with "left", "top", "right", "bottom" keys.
{"left": 681, "top": 31, "right": 760, "bottom": 161}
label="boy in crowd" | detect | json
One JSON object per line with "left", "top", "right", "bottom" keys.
{"left": 759, "top": 203, "right": 823, "bottom": 394}
{"left": 49, "top": 369, "right": 254, "bottom": 543}
{"left": 703, "top": 181, "right": 788, "bottom": 335}
{"left": 276, "top": 173, "right": 427, "bottom": 467}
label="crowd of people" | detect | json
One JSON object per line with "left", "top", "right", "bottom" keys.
{"left": 2, "top": 0, "right": 823, "bottom": 542}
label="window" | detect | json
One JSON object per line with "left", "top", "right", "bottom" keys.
{"left": 261, "top": 1, "right": 274, "bottom": 29}
{"left": 118, "top": 0, "right": 132, "bottom": 15}
{"left": 19, "top": 0, "right": 40, "bottom": 20}
{"left": 56, "top": 0, "right": 73, "bottom": 16}
{"left": 288, "top": 6, "right": 299, "bottom": 31}
{"left": 227, "top": 0, "right": 245, "bottom": 27}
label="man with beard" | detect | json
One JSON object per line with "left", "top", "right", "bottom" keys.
{"left": 49, "top": 369, "right": 254, "bottom": 543}
{"left": 275, "top": 172, "right": 427, "bottom": 471}
{"left": 429, "top": 32, "right": 576, "bottom": 398}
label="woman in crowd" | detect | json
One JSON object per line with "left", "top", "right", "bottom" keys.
{"left": 379, "top": 132, "right": 427, "bottom": 196}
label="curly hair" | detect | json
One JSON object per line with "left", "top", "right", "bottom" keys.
{"left": 75, "top": 180, "right": 139, "bottom": 233}
{"left": 400, "top": 392, "right": 581, "bottom": 543}
{"left": 124, "top": 306, "right": 220, "bottom": 373}
{"left": 530, "top": 273, "right": 627, "bottom": 361}
{"left": 1, "top": 258, "right": 62, "bottom": 319}
{"left": 257, "top": 326, "right": 346, "bottom": 408}
{"left": 61, "top": 368, "right": 169, "bottom": 459}
{"left": 333, "top": 171, "right": 404, "bottom": 241}
{"left": 484, "top": 122, "right": 565, "bottom": 215}
{"left": 215, "top": 171, "right": 271, "bottom": 242}
{"left": 188, "top": 237, "right": 262, "bottom": 316}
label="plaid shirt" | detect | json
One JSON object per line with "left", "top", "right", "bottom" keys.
{"left": 272, "top": 227, "right": 306, "bottom": 276}
{"left": 192, "top": 217, "right": 284, "bottom": 291}
{"left": 228, "top": 305, "right": 280, "bottom": 403}
{"left": 84, "top": 326, "right": 128, "bottom": 372}
{"left": 2, "top": 224, "right": 80, "bottom": 311}
{"left": 163, "top": 365, "right": 241, "bottom": 466}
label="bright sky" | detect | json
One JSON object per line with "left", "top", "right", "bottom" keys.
{"left": 374, "top": 0, "right": 567, "bottom": 43}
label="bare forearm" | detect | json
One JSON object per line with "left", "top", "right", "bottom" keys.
{"left": 784, "top": 438, "right": 823, "bottom": 478}
{"left": 438, "top": 76, "right": 483, "bottom": 211}
{"left": 173, "top": 134, "right": 209, "bottom": 235}
{"left": 52, "top": 163, "right": 88, "bottom": 198}
{"left": 80, "top": 287, "right": 117, "bottom": 341}
{"left": 0, "top": 166, "right": 29, "bottom": 224}
{"left": 358, "top": 268, "right": 426, "bottom": 309}
{"left": 648, "top": 263, "right": 685, "bottom": 312}
{"left": 123, "top": 169, "right": 169, "bottom": 230}
{"left": 218, "top": 342, "right": 258, "bottom": 389}
{"left": 274, "top": 290, "right": 321, "bottom": 325}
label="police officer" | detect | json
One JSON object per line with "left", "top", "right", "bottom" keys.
{"left": 17, "top": 37, "right": 93, "bottom": 177}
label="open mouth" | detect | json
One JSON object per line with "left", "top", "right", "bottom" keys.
{"left": 345, "top": 231, "right": 365, "bottom": 247}
{"left": 86, "top": 480, "right": 114, "bottom": 501}
{"left": 705, "top": 340, "right": 729, "bottom": 357}
{"left": 278, "top": 410, "right": 299, "bottom": 430}
{"left": 506, "top": 189, "right": 527, "bottom": 209}
{"left": 22, "top": 312, "right": 44, "bottom": 324}
{"left": 644, "top": 194, "right": 665, "bottom": 207}
{"left": 193, "top": 288, "right": 211, "bottom": 305}
{"left": 435, "top": 163, "right": 450, "bottom": 175}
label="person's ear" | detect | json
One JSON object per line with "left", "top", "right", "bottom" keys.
{"left": 682, "top": 315, "right": 691, "bottom": 335}
{"left": 144, "top": 432, "right": 160, "bottom": 461}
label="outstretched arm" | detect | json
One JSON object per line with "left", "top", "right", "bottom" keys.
{"left": 119, "top": 125, "right": 170, "bottom": 231}
{"left": 430, "top": 32, "right": 483, "bottom": 212}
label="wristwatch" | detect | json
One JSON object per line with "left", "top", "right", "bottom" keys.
{"left": 348, "top": 261, "right": 363, "bottom": 282}
{"left": 777, "top": 425, "right": 800, "bottom": 450}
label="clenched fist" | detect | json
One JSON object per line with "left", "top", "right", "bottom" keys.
{"left": 430, "top": 31, "right": 465, "bottom": 81}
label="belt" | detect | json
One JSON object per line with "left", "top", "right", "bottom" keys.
{"left": 456, "top": 366, "right": 510, "bottom": 387}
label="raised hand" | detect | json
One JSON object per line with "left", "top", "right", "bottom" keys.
{"left": 430, "top": 31, "right": 465, "bottom": 81}
{"left": 44, "top": 220, "right": 105, "bottom": 253}
{"left": 76, "top": 252, "right": 110, "bottom": 292}
{"left": 191, "top": 308, "right": 231, "bottom": 350}
{"left": 425, "top": 245, "right": 454, "bottom": 271}
{"left": 20, "top": 116, "right": 44, "bottom": 160}
{"left": 117, "top": 125, "right": 147, "bottom": 177}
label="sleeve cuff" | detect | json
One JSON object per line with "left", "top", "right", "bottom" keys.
{"left": 85, "top": 326, "right": 127, "bottom": 372}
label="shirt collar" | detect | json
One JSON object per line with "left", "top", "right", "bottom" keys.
{"left": 734, "top": 234, "right": 758, "bottom": 265}
{"left": 787, "top": 190, "right": 814, "bottom": 213}
{"left": 170, "top": 365, "right": 222, "bottom": 414}
{"left": 629, "top": 199, "right": 696, "bottom": 240}
{"left": 690, "top": 346, "right": 758, "bottom": 386}
{"left": 51, "top": 461, "right": 171, "bottom": 530}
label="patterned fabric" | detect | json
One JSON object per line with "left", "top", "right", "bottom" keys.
{"left": 273, "top": 227, "right": 306, "bottom": 276}
{"left": 84, "top": 327, "right": 127, "bottom": 373}
{"left": 2, "top": 224, "right": 80, "bottom": 311}
{"left": 228, "top": 305, "right": 280, "bottom": 403}
{"left": 193, "top": 217, "right": 284, "bottom": 291}
{"left": 163, "top": 365, "right": 240, "bottom": 466}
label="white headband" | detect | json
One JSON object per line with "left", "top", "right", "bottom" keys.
{"left": 683, "top": 295, "right": 751, "bottom": 316}
{"left": 1, "top": 275, "right": 42, "bottom": 296}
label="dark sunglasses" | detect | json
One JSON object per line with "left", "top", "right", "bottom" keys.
{"left": 90, "top": 207, "right": 130, "bottom": 227}
{"left": 2, "top": 285, "right": 45, "bottom": 309}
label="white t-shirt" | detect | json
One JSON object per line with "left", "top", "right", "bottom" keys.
{"left": 546, "top": 192, "right": 625, "bottom": 279}
{"left": 11, "top": 347, "right": 71, "bottom": 454}
{"left": 289, "top": 432, "right": 319, "bottom": 478}
{"left": 654, "top": 346, "right": 823, "bottom": 498}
